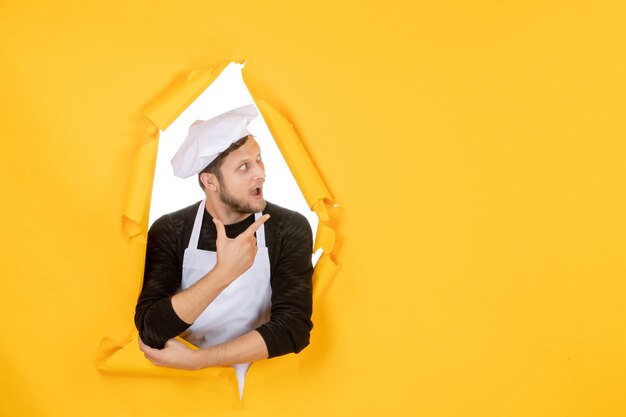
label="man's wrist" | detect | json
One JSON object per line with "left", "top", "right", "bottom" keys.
{"left": 190, "top": 349, "right": 206, "bottom": 370}
{"left": 195, "top": 346, "right": 217, "bottom": 369}
{"left": 208, "top": 264, "right": 236, "bottom": 288}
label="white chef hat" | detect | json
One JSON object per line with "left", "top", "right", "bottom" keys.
{"left": 171, "top": 104, "right": 259, "bottom": 178}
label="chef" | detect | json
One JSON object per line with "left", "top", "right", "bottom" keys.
{"left": 135, "top": 104, "right": 313, "bottom": 396}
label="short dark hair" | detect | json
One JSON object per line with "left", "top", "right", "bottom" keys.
{"left": 198, "top": 135, "right": 251, "bottom": 189}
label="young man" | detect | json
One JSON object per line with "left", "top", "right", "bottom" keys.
{"left": 135, "top": 105, "right": 313, "bottom": 380}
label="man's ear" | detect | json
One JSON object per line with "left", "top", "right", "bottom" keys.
{"left": 200, "top": 172, "right": 218, "bottom": 191}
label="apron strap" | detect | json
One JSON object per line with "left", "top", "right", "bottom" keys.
{"left": 254, "top": 212, "right": 266, "bottom": 248}
{"left": 188, "top": 199, "right": 206, "bottom": 249}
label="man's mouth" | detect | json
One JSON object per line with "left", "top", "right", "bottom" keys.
{"left": 251, "top": 186, "right": 263, "bottom": 199}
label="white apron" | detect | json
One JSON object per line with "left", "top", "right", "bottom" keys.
{"left": 180, "top": 199, "right": 272, "bottom": 399}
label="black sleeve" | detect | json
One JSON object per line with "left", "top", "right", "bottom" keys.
{"left": 255, "top": 211, "right": 314, "bottom": 357}
{"left": 134, "top": 215, "right": 191, "bottom": 349}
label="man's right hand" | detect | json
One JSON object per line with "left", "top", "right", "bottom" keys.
{"left": 213, "top": 214, "right": 270, "bottom": 281}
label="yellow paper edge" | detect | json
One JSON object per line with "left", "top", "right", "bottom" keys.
{"left": 101, "top": 62, "right": 340, "bottom": 376}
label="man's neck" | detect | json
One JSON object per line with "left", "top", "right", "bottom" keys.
{"left": 204, "top": 196, "right": 251, "bottom": 225}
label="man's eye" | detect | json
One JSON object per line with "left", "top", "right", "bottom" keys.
{"left": 239, "top": 163, "right": 248, "bottom": 171}
{"left": 257, "top": 155, "right": 262, "bottom": 162}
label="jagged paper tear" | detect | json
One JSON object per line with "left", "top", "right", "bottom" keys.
{"left": 98, "top": 62, "right": 340, "bottom": 396}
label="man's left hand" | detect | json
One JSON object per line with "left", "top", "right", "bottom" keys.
{"left": 138, "top": 337, "right": 201, "bottom": 370}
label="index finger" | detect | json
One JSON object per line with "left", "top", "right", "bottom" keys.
{"left": 241, "top": 214, "right": 270, "bottom": 238}
{"left": 213, "top": 217, "right": 227, "bottom": 239}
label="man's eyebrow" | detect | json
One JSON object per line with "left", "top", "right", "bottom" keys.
{"left": 235, "top": 152, "right": 261, "bottom": 165}
{"left": 235, "top": 158, "right": 250, "bottom": 165}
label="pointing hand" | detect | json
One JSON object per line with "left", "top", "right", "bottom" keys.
{"left": 213, "top": 214, "right": 270, "bottom": 280}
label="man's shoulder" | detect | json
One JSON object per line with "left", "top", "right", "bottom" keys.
{"left": 166, "top": 200, "right": 202, "bottom": 220}
{"left": 263, "top": 201, "right": 312, "bottom": 235}
{"left": 149, "top": 200, "right": 201, "bottom": 233}
{"left": 263, "top": 201, "right": 303, "bottom": 221}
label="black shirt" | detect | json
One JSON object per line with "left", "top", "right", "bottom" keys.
{"left": 134, "top": 200, "right": 313, "bottom": 358}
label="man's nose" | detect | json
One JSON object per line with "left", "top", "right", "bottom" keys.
{"left": 252, "top": 163, "right": 265, "bottom": 181}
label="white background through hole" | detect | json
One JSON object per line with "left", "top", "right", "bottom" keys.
{"left": 148, "top": 63, "right": 320, "bottom": 263}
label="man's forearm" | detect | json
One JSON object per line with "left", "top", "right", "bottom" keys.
{"left": 139, "top": 329, "right": 269, "bottom": 370}
{"left": 197, "top": 330, "right": 269, "bottom": 367}
{"left": 171, "top": 266, "right": 232, "bottom": 324}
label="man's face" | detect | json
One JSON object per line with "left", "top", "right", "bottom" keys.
{"left": 217, "top": 137, "right": 266, "bottom": 215}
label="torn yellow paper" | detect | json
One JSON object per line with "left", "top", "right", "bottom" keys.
{"left": 143, "top": 65, "right": 229, "bottom": 131}
{"left": 313, "top": 198, "right": 330, "bottom": 222}
{"left": 312, "top": 254, "right": 340, "bottom": 300}
{"left": 101, "top": 62, "right": 340, "bottom": 378}
{"left": 314, "top": 222, "right": 335, "bottom": 254}
{"left": 255, "top": 98, "right": 334, "bottom": 209}
{"left": 122, "top": 65, "right": 228, "bottom": 239}
{"left": 122, "top": 121, "right": 159, "bottom": 239}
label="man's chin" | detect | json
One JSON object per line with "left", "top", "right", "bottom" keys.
{"left": 252, "top": 199, "right": 267, "bottom": 213}
{"left": 231, "top": 199, "right": 266, "bottom": 215}
{"left": 219, "top": 189, "right": 267, "bottom": 215}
